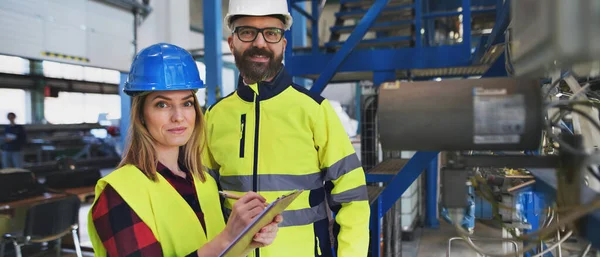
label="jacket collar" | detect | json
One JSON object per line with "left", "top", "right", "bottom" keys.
{"left": 236, "top": 67, "right": 293, "bottom": 102}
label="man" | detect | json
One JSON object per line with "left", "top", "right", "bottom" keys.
{"left": 202, "top": 0, "right": 370, "bottom": 256}
{"left": 2, "top": 112, "right": 26, "bottom": 168}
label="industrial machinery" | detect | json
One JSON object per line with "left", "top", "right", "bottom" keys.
{"left": 376, "top": 75, "right": 600, "bottom": 257}
{"left": 0, "top": 123, "right": 120, "bottom": 174}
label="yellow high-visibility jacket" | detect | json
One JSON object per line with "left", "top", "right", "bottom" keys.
{"left": 204, "top": 68, "right": 370, "bottom": 257}
{"left": 87, "top": 165, "right": 226, "bottom": 257}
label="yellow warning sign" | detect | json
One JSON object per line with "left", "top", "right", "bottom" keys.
{"left": 41, "top": 51, "right": 90, "bottom": 63}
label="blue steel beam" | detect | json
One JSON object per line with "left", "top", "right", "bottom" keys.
{"left": 309, "top": 0, "right": 390, "bottom": 94}
{"left": 379, "top": 151, "right": 439, "bottom": 215}
{"left": 422, "top": 7, "right": 494, "bottom": 19}
{"left": 291, "top": 3, "right": 313, "bottom": 21}
{"left": 329, "top": 20, "right": 414, "bottom": 34}
{"left": 472, "top": 0, "right": 508, "bottom": 64}
{"left": 119, "top": 72, "right": 130, "bottom": 149}
{"left": 291, "top": 2, "right": 310, "bottom": 87}
{"left": 203, "top": 0, "right": 223, "bottom": 106}
{"left": 285, "top": 0, "right": 294, "bottom": 71}
{"left": 472, "top": 0, "right": 509, "bottom": 65}
{"left": 462, "top": 0, "right": 472, "bottom": 50}
{"left": 334, "top": 3, "right": 413, "bottom": 18}
{"left": 370, "top": 197, "right": 383, "bottom": 257}
{"left": 311, "top": 0, "right": 320, "bottom": 54}
{"left": 486, "top": 0, "right": 509, "bottom": 46}
{"left": 426, "top": 156, "right": 440, "bottom": 228}
{"left": 481, "top": 53, "right": 507, "bottom": 77}
{"left": 289, "top": 45, "right": 472, "bottom": 76}
{"left": 415, "top": 0, "right": 423, "bottom": 48}
{"left": 373, "top": 70, "right": 396, "bottom": 86}
{"left": 324, "top": 36, "right": 412, "bottom": 48}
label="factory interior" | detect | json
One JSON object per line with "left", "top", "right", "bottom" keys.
{"left": 1, "top": 0, "right": 600, "bottom": 256}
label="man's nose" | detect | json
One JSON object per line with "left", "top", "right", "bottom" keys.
{"left": 252, "top": 32, "right": 267, "bottom": 48}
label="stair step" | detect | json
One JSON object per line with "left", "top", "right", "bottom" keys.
{"left": 325, "top": 35, "right": 412, "bottom": 49}
{"left": 335, "top": 3, "right": 414, "bottom": 20}
{"left": 367, "top": 185, "right": 384, "bottom": 205}
{"left": 330, "top": 19, "right": 413, "bottom": 34}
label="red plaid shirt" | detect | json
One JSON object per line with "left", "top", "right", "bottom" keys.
{"left": 91, "top": 163, "right": 206, "bottom": 257}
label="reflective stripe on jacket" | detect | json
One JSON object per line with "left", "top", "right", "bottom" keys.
{"left": 87, "top": 165, "right": 226, "bottom": 257}
{"left": 204, "top": 68, "right": 370, "bottom": 257}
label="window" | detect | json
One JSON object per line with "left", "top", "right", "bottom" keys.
{"left": 42, "top": 61, "right": 120, "bottom": 83}
{"left": 44, "top": 92, "right": 121, "bottom": 124}
{"left": 0, "top": 89, "right": 29, "bottom": 124}
{"left": 0, "top": 55, "right": 29, "bottom": 75}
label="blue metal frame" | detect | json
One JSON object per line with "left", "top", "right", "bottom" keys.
{"left": 281, "top": 0, "right": 510, "bottom": 255}
{"left": 291, "top": 2, "right": 310, "bottom": 87}
{"left": 472, "top": 0, "right": 510, "bottom": 64}
{"left": 517, "top": 189, "right": 552, "bottom": 257}
{"left": 426, "top": 156, "right": 440, "bottom": 228}
{"left": 309, "top": 0, "right": 391, "bottom": 94}
{"left": 203, "top": 0, "right": 223, "bottom": 107}
{"left": 289, "top": 45, "right": 473, "bottom": 76}
{"left": 119, "top": 72, "right": 130, "bottom": 149}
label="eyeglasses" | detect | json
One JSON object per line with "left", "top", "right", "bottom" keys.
{"left": 232, "top": 26, "right": 284, "bottom": 43}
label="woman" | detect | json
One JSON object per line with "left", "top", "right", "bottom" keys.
{"left": 87, "top": 43, "right": 281, "bottom": 257}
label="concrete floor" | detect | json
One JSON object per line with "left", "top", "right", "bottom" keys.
{"left": 10, "top": 201, "right": 594, "bottom": 257}
{"left": 415, "top": 221, "right": 517, "bottom": 257}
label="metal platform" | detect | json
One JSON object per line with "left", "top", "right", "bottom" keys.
{"left": 366, "top": 158, "right": 409, "bottom": 183}
{"left": 368, "top": 185, "right": 385, "bottom": 204}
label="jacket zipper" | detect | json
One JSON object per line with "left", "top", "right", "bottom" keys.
{"left": 253, "top": 93, "right": 261, "bottom": 257}
{"left": 239, "top": 114, "right": 246, "bottom": 158}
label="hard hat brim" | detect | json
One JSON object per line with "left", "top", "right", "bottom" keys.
{"left": 123, "top": 81, "right": 204, "bottom": 97}
{"left": 224, "top": 13, "right": 293, "bottom": 31}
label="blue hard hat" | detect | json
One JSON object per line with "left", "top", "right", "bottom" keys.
{"left": 123, "top": 43, "right": 204, "bottom": 96}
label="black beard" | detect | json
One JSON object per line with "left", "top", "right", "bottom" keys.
{"left": 234, "top": 47, "right": 283, "bottom": 83}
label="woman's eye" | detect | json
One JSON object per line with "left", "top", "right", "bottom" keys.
{"left": 156, "top": 102, "right": 168, "bottom": 108}
{"left": 184, "top": 101, "right": 194, "bottom": 107}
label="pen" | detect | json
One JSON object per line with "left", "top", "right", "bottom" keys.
{"left": 218, "top": 191, "right": 242, "bottom": 200}
{"left": 218, "top": 191, "right": 270, "bottom": 206}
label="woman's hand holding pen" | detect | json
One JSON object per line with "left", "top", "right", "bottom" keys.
{"left": 223, "top": 191, "right": 267, "bottom": 242}
{"left": 220, "top": 191, "right": 283, "bottom": 248}
{"left": 198, "top": 192, "right": 270, "bottom": 256}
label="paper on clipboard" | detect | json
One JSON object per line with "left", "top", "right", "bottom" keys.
{"left": 219, "top": 190, "right": 303, "bottom": 257}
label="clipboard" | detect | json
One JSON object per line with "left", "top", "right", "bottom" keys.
{"left": 219, "top": 190, "right": 303, "bottom": 257}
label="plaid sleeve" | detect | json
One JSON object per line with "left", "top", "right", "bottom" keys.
{"left": 91, "top": 184, "right": 163, "bottom": 257}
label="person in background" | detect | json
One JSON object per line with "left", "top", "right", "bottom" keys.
{"left": 87, "top": 43, "right": 282, "bottom": 257}
{"left": 202, "top": 0, "right": 371, "bottom": 256}
{"left": 1, "top": 112, "right": 26, "bottom": 168}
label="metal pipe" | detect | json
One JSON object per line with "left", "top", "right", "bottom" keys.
{"left": 132, "top": 10, "right": 138, "bottom": 58}
{"left": 378, "top": 78, "right": 543, "bottom": 151}
{"left": 392, "top": 200, "right": 402, "bottom": 257}
{"left": 383, "top": 206, "right": 394, "bottom": 257}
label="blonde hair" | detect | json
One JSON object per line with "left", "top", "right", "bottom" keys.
{"left": 118, "top": 92, "right": 206, "bottom": 182}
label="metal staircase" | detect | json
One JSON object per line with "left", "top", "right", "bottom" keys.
{"left": 285, "top": 0, "right": 501, "bottom": 92}
{"left": 327, "top": 0, "right": 415, "bottom": 50}
{"left": 283, "top": 1, "right": 507, "bottom": 256}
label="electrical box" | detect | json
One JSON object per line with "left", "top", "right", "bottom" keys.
{"left": 510, "top": 0, "right": 600, "bottom": 77}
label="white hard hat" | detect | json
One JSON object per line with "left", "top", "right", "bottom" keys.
{"left": 224, "top": 0, "right": 293, "bottom": 31}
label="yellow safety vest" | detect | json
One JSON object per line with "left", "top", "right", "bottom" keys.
{"left": 203, "top": 68, "right": 370, "bottom": 257}
{"left": 87, "top": 164, "right": 226, "bottom": 257}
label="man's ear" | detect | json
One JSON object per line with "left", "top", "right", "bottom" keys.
{"left": 227, "top": 36, "right": 234, "bottom": 53}
{"left": 282, "top": 37, "right": 287, "bottom": 50}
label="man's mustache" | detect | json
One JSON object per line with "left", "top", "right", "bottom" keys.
{"left": 243, "top": 47, "right": 274, "bottom": 60}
